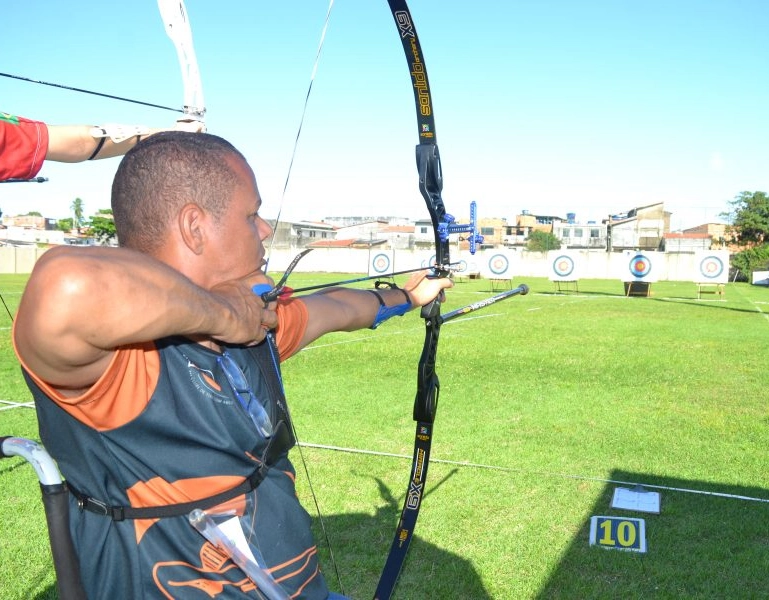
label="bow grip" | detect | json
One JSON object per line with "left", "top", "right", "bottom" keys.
{"left": 415, "top": 143, "right": 443, "bottom": 199}
{"left": 413, "top": 316, "right": 440, "bottom": 424}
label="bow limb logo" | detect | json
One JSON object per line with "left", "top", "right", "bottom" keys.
{"left": 394, "top": 11, "right": 415, "bottom": 38}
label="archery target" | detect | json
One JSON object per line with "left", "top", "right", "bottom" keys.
{"left": 694, "top": 250, "right": 728, "bottom": 283}
{"left": 553, "top": 255, "right": 574, "bottom": 277}
{"left": 623, "top": 252, "right": 658, "bottom": 282}
{"left": 629, "top": 254, "right": 651, "bottom": 278}
{"left": 488, "top": 253, "right": 509, "bottom": 276}
{"left": 548, "top": 251, "right": 583, "bottom": 282}
{"left": 479, "top": 251, "right": 515, "bottom": 279}
{"left": 368, "top": 251, "right": 393, "bottom": 276}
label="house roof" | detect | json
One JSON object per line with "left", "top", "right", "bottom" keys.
{"left": 663, "top": 232, "right": 711, "bottom": 239}
{"left": 296, "top": 221, "right": 337, "bottom": 230}
{"left": 306, "top": 238, "right": 388, "bottom": 248}
{"left": 307, "top": 239, "right": 356, "bottom": 248}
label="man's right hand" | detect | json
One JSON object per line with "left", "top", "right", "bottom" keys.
{"left": 209, "top": 272, "right": 278, "bottom": 346}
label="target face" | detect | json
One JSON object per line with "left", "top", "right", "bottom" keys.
{"left": 552, "top": 255, "right": 575, "bottom": 278}
{"left": 487, "top": 253, "right": 510, "bottom": 276}
{"left": 370, "top": 253, "right": 391, "bottom": 274}
{"left": 699, "top": 255, "right": 724, "bottom": 280}
{"left": 628, "top": 254, "right": 651, "bottom": 278}
{"left": 456, "top": 259, "right": 468, "bottom": 273}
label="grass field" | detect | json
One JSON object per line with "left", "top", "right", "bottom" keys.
{"left": 1, "top": 273, "right": 768, "bottom": 599}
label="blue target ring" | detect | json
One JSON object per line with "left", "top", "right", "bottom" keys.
{"left": 488, "top": 254, "right": 510, "bottom": 276}
{"left": 371, "top": 253, "right": 391, "bottom": 274}
{"left": 552, "top": 255, "right": 575, "bottom": 278}
{"left": 699, "top": 256, "right": 724, "bottom": 280}
{"left": 629, "top": 254, "right": 651, "bottom": 278}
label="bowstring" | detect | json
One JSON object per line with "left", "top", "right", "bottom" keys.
{"left": 265, "top": 332, "right": 345, "bottom": 596}
{"left": 265, "top": 0, "right": 335, "bottom": 272}
{"left": 261, "top": 5, "right": 345, "bottom": 591}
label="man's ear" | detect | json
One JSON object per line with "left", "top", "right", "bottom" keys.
{"left": 178, "top": 203, "right": 206, "bottom": 254}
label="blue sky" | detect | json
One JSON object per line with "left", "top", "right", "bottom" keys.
{"left": 2, "top": 0, "right": 767, "bottom": 230}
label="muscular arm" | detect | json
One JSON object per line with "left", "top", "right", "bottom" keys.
{"left": 14, "top": 246, "right": 275, "bottom": 390}
{"left": 294, "top": 270, "right": 453, "bottom": 350}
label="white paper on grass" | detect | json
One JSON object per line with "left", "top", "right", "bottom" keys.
{"left": 611, "top": 486, "right": 661, "bottom": 514}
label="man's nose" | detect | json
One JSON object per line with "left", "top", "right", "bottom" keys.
{"left": 258, "top": 217, "right": 273, "bottom": 241}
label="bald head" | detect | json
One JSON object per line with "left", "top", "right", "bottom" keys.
{"left": 111, "top": 131, "right": 248, "bottom": 253}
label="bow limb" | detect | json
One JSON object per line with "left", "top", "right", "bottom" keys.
{"left": 157, "top": 0, "right": 206, "bottom": 121}
{"left": 374, "top": 2, "right": 448, "bottom": 598}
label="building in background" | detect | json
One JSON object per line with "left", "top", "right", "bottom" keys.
{"left": 604, "top": 202, "right": 671, "bottom": 251}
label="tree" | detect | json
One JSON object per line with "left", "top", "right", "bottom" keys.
{"left": 527, "top": 230, "right": 561, "bottom": 252}
{"left": 721, "top": 191, "right": 769, "bottom": 246}
{"left": 57, "top": 217, "right": 74, "bottom": 232}
{"left": 730, "top": 245, "right": 769, "bottom": 280}
{"left": 89, "top": 209, "right": 116, "bottom": 244}
{"left": 71, "top": 197, "right": 85, "bottom": 233}
{"left": 721, "top": 191, "right": 769, "bottom": 279}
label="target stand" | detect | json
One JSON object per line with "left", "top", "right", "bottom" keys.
{"left": 553, "top": 280, "right": 579, "bottom": 293}
{"left": 490, "top": 278, "right": 513, "bottom": 292}
{"left": 696, "top": 283, "right": 725, "bottom": 300}
{"left": 624, "top": 281, "right": 652, "bottom": 297}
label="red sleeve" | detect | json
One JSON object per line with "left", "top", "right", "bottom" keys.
{"left": 0, "top": 113, "right": 49, "bottom": 180}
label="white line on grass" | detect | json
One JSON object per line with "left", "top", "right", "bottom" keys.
{"left": 443, "top": 313, "right": 501, "bottom": 324}
{"left": 302, "top": 329, "right": 405, "bottom": 351}
{"left": 298, "top": 441, "right": 769, "bottom": 504}
{"left": 0, "top": 399, "right": 34, "bottom": 410}
{"left": 731, "top": 286, "right": 769, "bottom": 324}
{"left": 302, "top": 311, "right": 505, "bottom": 351}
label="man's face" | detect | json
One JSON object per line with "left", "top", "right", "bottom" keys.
{"left": 206, "top": 155, "right": 273, "bottom": 285}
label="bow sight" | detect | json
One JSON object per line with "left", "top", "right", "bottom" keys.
{"left": 438, "top": 200, "right": 485, "bottom": 255}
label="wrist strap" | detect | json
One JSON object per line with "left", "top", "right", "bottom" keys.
{"left": 368, "top": 289, "right": 385, "bottom": 306}
{"left": 374, "top": 281, "right": 412, "bottom": 307}
{"left": 368, "top": 288, "right": 411, "bottom": 329}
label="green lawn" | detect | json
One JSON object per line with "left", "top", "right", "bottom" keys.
{"left": 1, "top": 274, "right": 768, "bottom": 599}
